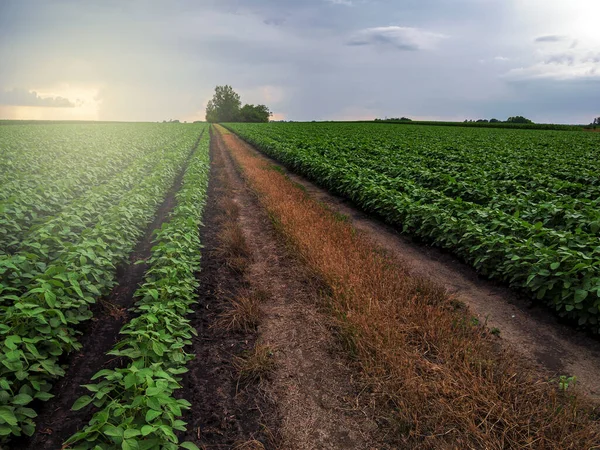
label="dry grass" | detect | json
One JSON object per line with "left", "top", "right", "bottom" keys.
{"left": 217, "top": 125, "right": 600, "bottom": 449}
{"left": 214, "top": 221, "right": 251, "bottom": 272}
{"left": 215, "top": 290, "right": 262, "bottom": 332}
{"left": 233, "top": 439, "right": 266, "bottom": 450}
{"left": 234, "top": 343, "right": 277, "bottom": 386}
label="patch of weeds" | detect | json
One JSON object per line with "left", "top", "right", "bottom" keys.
{"left": 215, "top": 291, "right": 262, "bottom": 332}
{"left": 234, "top": 343, "right": 276, "bottom": 385}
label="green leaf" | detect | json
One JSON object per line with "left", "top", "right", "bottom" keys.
{"left": 12, "top": 393, "right": 33, "bottom": 405}
{"left": 141, "top": 425, "right": 154, "bottom": 436}
{"left": 72, "top": 395, "right": 93, "bottom": 411}
{"left": 104, "top": 425, "right": 124, "bottom": 437}
{"left": 44, "top": 290, "right": 57, "bottom": 307}
{"left": 35, "top": 392, "right": 54, "bottom": 401}
{"left": 0, "top": 407, "right": 18, "bottom": 426}
{"left": 123, "top": 439, "right": 140, "bottom": 450}
{"left": 180, "top": 443, "right": 201, "bottom": 450}
{"left": 152, "top": 341, "right": 165, "bottom": 356}
{"left": 124, "top": 428, "right": 142, "bottom": 439}
{"left": 574, "top": 290, "right": 589, "bottom": 304}
{"left": 550, "top": 262, "right": 560, "bottom": 270}
{"left": 145, "top": 409, "right": 162, "bottom": 421}
{"left": 5, "top": 335, "right": 22, "bottom": 350}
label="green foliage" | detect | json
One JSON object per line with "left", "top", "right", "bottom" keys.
{"left": 64, "top": 133, "right": 210, "bottom": 449}
{"left": 205, "top": 86, "right": 272, "bottom": 123}
{"left": 205, "top": 85, "right": 241, "bottom": 123}
{"left": 0, "top": 123, "right": 208, "bottom": 441}
{"left": 238, "top": 104, "right": 272, "bottom": 123}
{"left": 225, "top": 122, "right": 600, "bottom": 332}
{"left": 506, "top": 116, "right": 534, "bottom": 124}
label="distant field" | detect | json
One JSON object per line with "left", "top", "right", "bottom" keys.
{"left": 225, "top": 122, "right": 600, "bottom": 330}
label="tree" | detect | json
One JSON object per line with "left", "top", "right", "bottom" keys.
{"left": 205, "top": 85, "right": 242, "bottom": 123}
{"left": 489, "top": 118, "right": 500, "bottom": 123}
{"left": 506, "top": 116, "right": 533, "bottom": 124}
{"left": 238, "top": 104, "right": 272, "bottom": 122}
{"left": 593, "top": 117, "right": 600, "bottom": 127}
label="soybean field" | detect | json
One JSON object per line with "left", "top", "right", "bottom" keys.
{"left": 0, "top": 122, "right": 209, "bottom": 448}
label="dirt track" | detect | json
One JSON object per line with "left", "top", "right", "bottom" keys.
{"left": 212, "top": 127, "right": 385, "bottom": 449}
{"left": 221, "top": 128, "right": 600, "bottom": 401}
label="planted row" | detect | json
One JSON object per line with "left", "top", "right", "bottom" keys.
{"left": 0, "top": 124, "right": 190, "bottom": 254}
{"left": 1, "top": 136, "right": 185, "bottom": 295}
{"left": 65, "top": 132, "right": 210, "bottom": 450}
{"left": 0, "top": 125, "right": 206, "bottom": 440}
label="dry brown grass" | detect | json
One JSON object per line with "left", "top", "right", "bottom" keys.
{"left": 233, "top": 439, "right": 266, "bottom": 450}
{"left": 215, "top": 289, "right": 262, "bottom": 332}
{"left": 214, "top": 221, "right": 251, "bottom": 272}
{"left": 234, "top": 343, "right": 277, "bottom": 386}
{"left": 216, "top": 125, "right": 600, "bottom": 449}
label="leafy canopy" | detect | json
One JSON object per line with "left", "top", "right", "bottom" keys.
{"left": 205, "top": 86, "right": 272, "bottom": 123}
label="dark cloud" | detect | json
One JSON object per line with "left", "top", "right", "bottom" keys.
{"left": 0, "top": 88, "right": 75, "bottom": 107}
{"left": 545, "top": 52, "right": 575, "bottom": 65}
{"left": 347, "top": 26, "right": 446, "bottom": 51}
{"left": 535, "top": 35, "right": 567, "bottom": 43}
{"left": 264, "top": 17, "right": 286, "bottom": 26}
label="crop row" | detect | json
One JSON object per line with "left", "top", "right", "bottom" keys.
{"left": 0, "top": 125, "right": 206, "bottom": 440}
{"left": 64, "top": 132, "right": 210, "bottom": 450}
{"left": 0, "top": 124, "right": 189, "bottom": 254}
{"left": 225, "top": 123, "right": 600, "bottom": 331}
{"left": 1, "top": 136, "right": 189, "bottom": 295}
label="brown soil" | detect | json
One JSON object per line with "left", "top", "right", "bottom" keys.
{"left": 217, "top": 126, "right": 600, "bottom": 448}
{"left": 232, "top": 130, "right": 600, "bottom": 401}
{"left": 177, "top": 128, "right": 273, "bottom": 449}
{"left": 17, "top": 132, "right": 205, "bottom": 450}
{"left": 211, "top": 128, "right": 386, "bottom": 449}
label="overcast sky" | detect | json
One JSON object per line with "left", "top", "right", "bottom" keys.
{"left": 1, "top": 0, "right": 599, "bottom": 123}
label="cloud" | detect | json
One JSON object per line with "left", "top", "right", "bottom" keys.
{"left": 263, "top": 17, "right": 286, "bottom": 26}
{"left": 535, "top": 35, "right": 567, "bottom": 43}
{"left": 326, "top": 0, "right": 353, "bottom": 5}
{"left": 0, "top": 87, "right": 76, "bottom": 107}
{"left": 494, "top": 56, "right": 509, "bottom": 62}
{"left": 347, "top": 26, "right": 447, "bottom": 51}
{"left": 504, "top": 46, "right": 600, "bottom": 82}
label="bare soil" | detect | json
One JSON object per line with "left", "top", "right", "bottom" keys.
{"left": 17, "top": 132, "right": 205, "bottom": 450}
{"left": 226, "top": 131, "right": 600, "bottom": 401}
{"left": 177, "top": 129, "right": 273, "bottom": 449}
{"left": 213, "top": 129, "right": 387, "bottom": 449}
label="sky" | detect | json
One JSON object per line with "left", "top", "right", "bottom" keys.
{"left": 0, "top": 0, "right": 599, "bottom": 123}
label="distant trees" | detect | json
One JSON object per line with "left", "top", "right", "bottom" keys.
{"left": 238, "top": 104, "right": 272, "bottom": 123}
{"left": 592, "top": 117, "right": 600, "bottom": 128}
{"left": 205, "top": 85, "right": 272, "bottom": 123}
{"left": 206, "top": 85, "right": 241, "bottom": 123}
{"left": 463, "top": 116, "right": 534, "bottom": 124}
{"left": 506, "top": 116, "right": 533, "bottom": 124}
{"left": 374, "top": 117, "right": 412, "bottom": 122}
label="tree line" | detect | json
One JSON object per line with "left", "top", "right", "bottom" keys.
{"left": 205, "top": 85, "right": 272, "bottom": 123}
